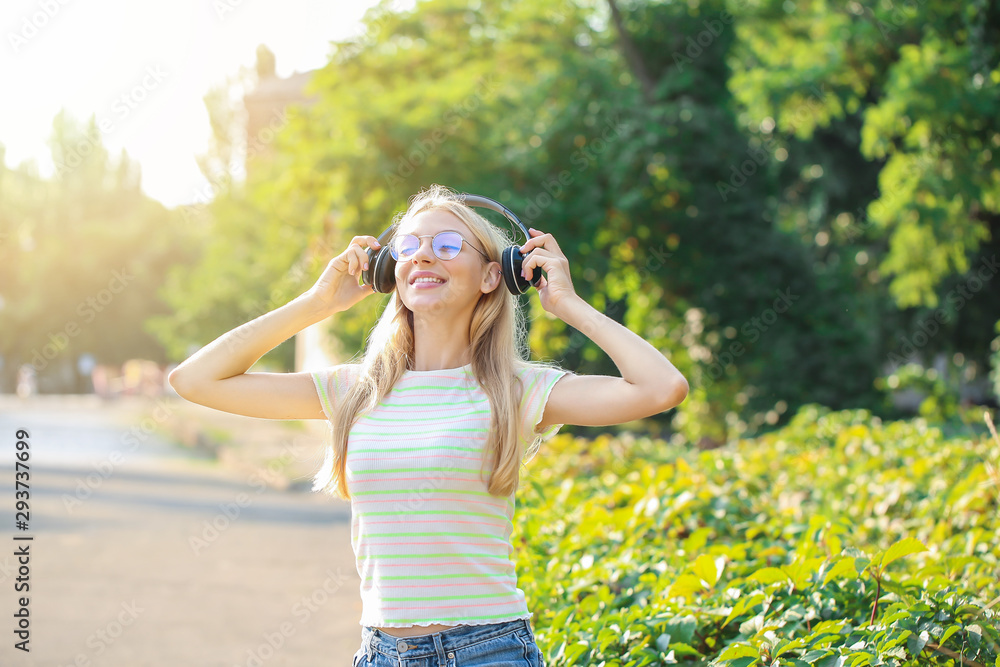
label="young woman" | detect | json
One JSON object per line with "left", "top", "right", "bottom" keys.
{"left": 169, "top": 184, "right": 688, "bottom": 666}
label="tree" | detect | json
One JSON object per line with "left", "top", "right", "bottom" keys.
{"left": 727, "top": 0, "right": 1000, "bottom": 410}
{"left": 0, "top": 112, "right": 193, "bottom": 391}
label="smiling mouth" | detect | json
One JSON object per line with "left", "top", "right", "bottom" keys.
{"left": 411, "top": 278, "right": 447, "bottom": 287}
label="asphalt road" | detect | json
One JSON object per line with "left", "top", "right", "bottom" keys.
{"left": 0, "top": 395, "right": 362, "bottom": 667}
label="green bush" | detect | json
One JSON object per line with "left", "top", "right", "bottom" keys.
{"left": 515, "top": 405, "right": 999, "bottom": 666}
{"left": 990, "top": 319, "right": 1000, "bottom": 404}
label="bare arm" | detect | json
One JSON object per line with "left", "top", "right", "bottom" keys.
{"left": 536, "top": 295, "right": 689, "bottom": 432}
{"left": 167, "top": 235, "right": 382, "bottom": 420}
{"left": 514, "top": 228, "right": 688, "bottom": 433}
{"left": 537, "top": 297, "right": 688, "bottom": 432}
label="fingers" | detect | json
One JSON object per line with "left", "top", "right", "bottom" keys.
{"left": 518, "top": 227, "right": 560, "bottom": 256}
{"left": 519, "top": 230, "right": 565, "bottom": 280}
{"left": 343, "top": 236, "right": 382, "bottom": 276}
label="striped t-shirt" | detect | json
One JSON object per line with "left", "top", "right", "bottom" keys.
{"left": 310, "top": 362, "right": 568, "bottom": 628}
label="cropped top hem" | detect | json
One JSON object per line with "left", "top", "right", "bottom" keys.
{"left": 362, "top": 612, "right": 532, "bottom": 629}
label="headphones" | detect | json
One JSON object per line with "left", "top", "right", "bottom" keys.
{"left": 360, "top": 193, "right": 542, "bottom": 295}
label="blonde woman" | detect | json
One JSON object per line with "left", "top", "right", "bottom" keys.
{"left": 169, "top": 184, "right": 688, "bottom": 666}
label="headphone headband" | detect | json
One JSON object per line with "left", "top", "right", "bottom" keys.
{"left": 457, "top": 193, "right": 530, "bottom": 243}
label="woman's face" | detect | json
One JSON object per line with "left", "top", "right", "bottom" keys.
{"left": 393, "top": 209, "right": 500, "bottom": 314}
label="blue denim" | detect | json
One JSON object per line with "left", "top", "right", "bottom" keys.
{"left": 352, "top": 618, "right": 546, "bottom": 667}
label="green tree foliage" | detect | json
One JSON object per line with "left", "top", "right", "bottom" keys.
{"left": 145, "top": 57, "right": 322, "bottom": 366}
{"left": 152, "top": 0, "right": 1000, "bottom": 441}
{"left": 0, "top": 113, "right": 194, "bottom": 390}
{"left": 727, "top": 0, "right": 1000, "bottom": 382}
{"left": 991, "top": 318, "right": 1000, "bottom": 402}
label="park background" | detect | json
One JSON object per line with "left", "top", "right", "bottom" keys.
{"left": 0, "top": 0, "right": 998, "bottom": 665}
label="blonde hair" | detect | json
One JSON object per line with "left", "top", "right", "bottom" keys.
{"left": 313, "top": 184, "right": 565, "bottom": 500}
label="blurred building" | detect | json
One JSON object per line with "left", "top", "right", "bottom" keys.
{"left": 242, "top": 46, "right": 335, "bottom": 373}
{"left": 242, "top": 44, "right": 319, "bottom": 177}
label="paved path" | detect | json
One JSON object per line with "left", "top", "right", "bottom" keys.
{"left": 0, "top": 395, "right": 362, "bottom": 667}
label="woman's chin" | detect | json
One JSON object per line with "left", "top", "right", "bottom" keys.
{"left": 402, "top": 287, "right": 469, "bottom": 313}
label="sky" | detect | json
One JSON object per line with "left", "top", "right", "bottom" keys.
{"left": 0, "top": 0, "right": 387, "bottom": 209}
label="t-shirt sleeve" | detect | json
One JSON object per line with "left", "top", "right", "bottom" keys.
{"left": 309, "top": 364, "right": 360, "bottom": 422}
{"left": 518, "top": 365, "right": 570, "bottom": 446}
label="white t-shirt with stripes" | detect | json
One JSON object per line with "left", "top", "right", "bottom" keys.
{"left": 310, "top": 362, "right": 569, "bottom": 628}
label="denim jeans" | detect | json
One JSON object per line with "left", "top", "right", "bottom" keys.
{"left": 352, "top": 618, "right": 546, "bottom": 667}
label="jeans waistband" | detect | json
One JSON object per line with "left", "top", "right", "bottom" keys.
{"left": 363, "top": 618, "right": 534, "bottom": 659}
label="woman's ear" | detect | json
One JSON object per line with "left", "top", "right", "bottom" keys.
{"left": 481, "top": 261, "right": 503, "bottom": 294}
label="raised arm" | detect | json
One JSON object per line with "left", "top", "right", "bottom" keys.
{"left": 167, "top": 236, "right": 382, "bottom": 420}
{"left": 536, "top": 293, "right": 689, "bottom": 431}
{"left": 515, "top": 227, "right": 689, "bottom": 432}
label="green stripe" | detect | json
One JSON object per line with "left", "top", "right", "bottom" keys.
{"left": 363, "top": 531, "right": 504, "bottom": 538}
{"left": 350, "top": 427, "right": 485, "bottom": 436}
{"left": 368, "top": 573, "right": 513, "bottom": 581}
{"left": 379, "top": 396, "right": 490, "bottom": 408}
{"left": 382, "top": 592, "right": 517, "bottom": 601}
{"left": 389, "top": 612, "right": 527, "bottom": 622}
{"left": 361, "top": 409, "right": 490, "bottom": 423}
{"left": 379, "top": 394, "right": 490, "bottom": 408}
{"left": 352, "top": 467, "right": 481, "bottom": 474}
{"left": 394, "top": 384, "right": 477, "bottom": 392}
{"left": 350, "top": 445, "right": 481, "bottom": 453}
{"left": 518, "top": 372, "right": 542, "bottom": 410}
{"left": 365, "top": 552, "right": 510, "bottom": 559}
{"left": 352, "top": 489, "right": 495, "bottom": 497}
{"left": 536, "top": 372, "right": 564, "bottom": 430}
{"left": 357, "top": 510, "right": 504, "bottom": 518}
{"left": 312, "top": 372, "right": 334, "bottom": 417}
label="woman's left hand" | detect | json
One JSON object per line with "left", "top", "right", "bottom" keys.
{"left": 519, "top": 228, "right": 579, "bottom": 316}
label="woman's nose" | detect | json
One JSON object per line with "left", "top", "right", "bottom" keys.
{"left": 410, "top": 237, "right": 436, "bottom": 262}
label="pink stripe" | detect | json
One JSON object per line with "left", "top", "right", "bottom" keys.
{"left": 349, "top": 455, "right": 483, "bottom": 462}
{"left": 363, "top": 580, "right": 513, "bottom": 590}
{"left": 366, "top": 410, "right": 488, "bottom": 420}
{"left": 372, "top": 562, "right": 513, "bottom": 568}
{"left": 362, "top": 517, "right": 509, "bottom": 528}
{"left": 381, "top": 599, "right": 521, "bottom": 611}
{"left": 355, "top": 543, "right": 506, "bottom": 551}
{"left": 349, "top": 472, "right": 479, "bottom": 482}
{"left": 377, "top": 397, "right": 484, "bottom": 404}
{"left": 364, "top": 426, "right": 488, "bottom": 435}
{"left": 364, "top": 519, "right": 509, "bottom": 527}
{"left": 350, "top": 434, "right": 486, "bottom": 443}
{"left": 356, "top": 541, "right": 506, "bottom": 547}
{"left": 528, "top": 378, "right": 548, "bottom": 405}
{"left": 352, "top": 498, "right": 508, "bottom": 509}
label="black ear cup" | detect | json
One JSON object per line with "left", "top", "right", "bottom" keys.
{"left": 364, "top": 245, "right": 397, "bottom": 294}
{"left": 501, "top": 246, "right": 541, "bottom": 295}
{"left": 360, "top": 226, "right": 399, "bottom": 294}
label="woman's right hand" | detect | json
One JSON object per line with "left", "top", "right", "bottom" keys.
{"left": 307, "top": 236, "right": 384, "bottom": 314}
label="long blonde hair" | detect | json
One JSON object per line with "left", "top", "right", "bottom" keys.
{"left": 313, "top": 184, "right": 563, "bottom": 500}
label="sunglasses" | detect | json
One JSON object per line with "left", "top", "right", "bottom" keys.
{"left": 388, "top": 231, "right": 490, "bottom": 261}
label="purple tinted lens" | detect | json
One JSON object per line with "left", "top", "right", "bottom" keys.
{"left": 391, "top": 235, "right": 417, "bottom": 260}
{"left": 432, "top": 232, "right": 463, "bottom": 259}
{"left": 392, "top": 232, "right": 464, "bottom": 260}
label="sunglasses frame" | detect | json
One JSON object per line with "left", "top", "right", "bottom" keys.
{"left": 389, "top": 230, "right": 491, "bottom": 262}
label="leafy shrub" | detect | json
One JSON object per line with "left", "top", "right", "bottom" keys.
{"left": 515, "top": 404, "right": 999, "bottom": 666}
{"left": 990, "top": 319, "right": 1000, "bottom": 404}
